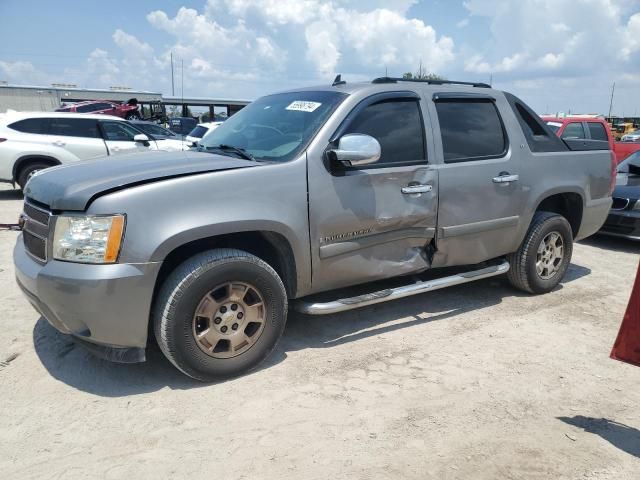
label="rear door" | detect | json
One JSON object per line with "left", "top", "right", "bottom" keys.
{"left": 308, "top": 92, "right": 439, "bottom": 291}
{"left": 429, "top": 92, "right": 525, "bottom": 266}
{"left": 48, "top": 118, "right": 108, "bottom": 160}
{"left": 99, "top": 120, "right": 156, "bottom": 155}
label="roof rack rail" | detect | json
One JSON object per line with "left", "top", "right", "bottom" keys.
{"left": 371, "top": 77, "right": 491, "bottom": 88}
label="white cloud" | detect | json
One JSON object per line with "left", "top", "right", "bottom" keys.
{"left": 462, "top": 0, "right": 640, "bottom": 78}
{"left": 0, "top": 60, "right": 49, "bottom": 85}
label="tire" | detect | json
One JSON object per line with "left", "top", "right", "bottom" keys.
{"left": 17, "top": 162, "right": 52, "bottom": 190}
{"left": 126, "top": 112, "right": 141, "bottom": 120}
{"left": 153, "top": 248, "right": 288, "bottom": 381}
{"left": 506, "top": 211, "right": 573, "bottom": 294}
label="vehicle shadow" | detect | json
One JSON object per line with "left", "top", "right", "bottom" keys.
{"left": 580, "top": 235, "right": 639, "bottom": 255}
{"left": 0, "top": 188, "right": 22, "bottom": 201}
{"left": 557, "top": 416, "right": 640, "bottom": 458}
{"left": 33, "top": 262, "right": 591, "bottom": 397}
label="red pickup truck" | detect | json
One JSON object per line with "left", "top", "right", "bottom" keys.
{"left": 542, "top": 116, "right": 640, "bottom": 164}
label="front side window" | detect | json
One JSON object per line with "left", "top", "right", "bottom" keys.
{"left": 343, "top": 99, "right": 425, "bottom": 164}
{"left": 49, "top": 118, "right": 100, "bottom": 138}
{"left": 199, "top": 91, "right": 347, "bottom": 162}
{"left": 561, "top": 122, "right": 586, "bottom": 139}
{"left": 8, "top": 118, "right": 50, "bottom": 134}
{"left": 435, "top": 100, "right": 507, "bottom": 162}
{"left": 587, "top": 122, "right": 608, "bottom": 141}
{"left": 100, "top": 121, "right": 143, "bottom": 141}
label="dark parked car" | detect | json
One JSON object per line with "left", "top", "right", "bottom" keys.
{"left": 167, "top": 117, "right": 197, "bottom": 136}
{"left": 56, "top": 99, "right": 141, "bottom": 120}
{"left": 600, "top": 151, "right": 640, "bottom": 240}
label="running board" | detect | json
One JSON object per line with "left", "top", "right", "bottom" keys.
{"left": 293, "top": 259, "right": 510, "bottom": 315}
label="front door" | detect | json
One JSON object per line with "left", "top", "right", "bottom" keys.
{"left": 428, "top": 93, "right": 524, "bottom": 267}
{"left": 308, "top": 93, "right": 438, "bottom": 292}
{"left": 99, "top": 120, "right": 155, "bottom": 155}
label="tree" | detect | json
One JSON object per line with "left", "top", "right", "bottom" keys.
{"left": 402, "top": 61, "right": 445, "bottom": 81}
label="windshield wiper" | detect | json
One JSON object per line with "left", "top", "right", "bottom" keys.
{"left": 204, "top": 144, "right": 257, "bottom": 162}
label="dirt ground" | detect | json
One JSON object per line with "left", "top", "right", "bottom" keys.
{"left": 0, "top": 183, "right": 639, "bottom": 480}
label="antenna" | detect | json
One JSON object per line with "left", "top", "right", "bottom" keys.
{"left": 332, "top": 74, "right": 346, "bottom": 86}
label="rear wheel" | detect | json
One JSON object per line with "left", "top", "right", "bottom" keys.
{"left": 153, "top": 248, "right": 287, "bottom": 381}
{"left": 125, "top": 112, "right": 141, "bottom": 120}
{"left": 507, "top": 211, "right": 573, "bottom": 294}
{"left": 17, "top": 161, "right": 52, "bottom": 190}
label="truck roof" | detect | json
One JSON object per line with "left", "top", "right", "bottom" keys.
{"left": 272, "top": 77, "right": 502, "bottom": 97}
{"left": 541, "top": 116, "right": 607, "bottom": 124}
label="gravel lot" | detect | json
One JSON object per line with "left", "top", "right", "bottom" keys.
{"left": 0, "top": 183, "right": 639, "bottom": 480}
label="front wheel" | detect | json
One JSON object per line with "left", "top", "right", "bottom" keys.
{"left": 507, "top": 211, "right": 573, "bottom": 294}
{"left": 153, "top": 248, "right": 287, "bottom": 381}
{"left": 17, "top": 162, "right": 51, "bottom": 190}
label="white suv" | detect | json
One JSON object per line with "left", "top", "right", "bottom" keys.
{"left": 0, "top": 112, "right": 191, "bottom": 189}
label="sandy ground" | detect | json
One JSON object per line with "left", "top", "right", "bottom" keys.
{"left": 0, "top": 183, "right": 639, "bottom": 480}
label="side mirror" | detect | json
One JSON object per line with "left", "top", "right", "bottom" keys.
{"left": 329, "top": 134, "right": 381, "bottom": 167}
{"left": 133, "top": 134, "right": 150, "bottom": 143}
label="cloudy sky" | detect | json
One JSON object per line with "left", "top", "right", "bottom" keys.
{"left": 1, "top": 0, "right": 639, "bottom": 115}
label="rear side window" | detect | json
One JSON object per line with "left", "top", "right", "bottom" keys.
{"left": 50, "top": 118, "right": 100, "bottom": 138}
{"left": 344, "top": 99, "right": 425, "bottom": 164}
{"left": 561, "top": 122, "right": 585, "bottom": 139}
{"left": 435, "top": 100, "right": 506, "bottom": 162}
{"left": 8, "top": 118, "right": 50, "bottom": 134}
{"left": 587, "top": 122, "right": 608, "bottom": 141}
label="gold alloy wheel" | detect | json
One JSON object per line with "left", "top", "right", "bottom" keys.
{"left": 536, "top": 231, "right": 564, "bottom": 280}
{"left": 192, "top": 282, "right": 266, "bottom": 359}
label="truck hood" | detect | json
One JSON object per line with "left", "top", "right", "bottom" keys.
{"left": 24, "top": 150, "right": 257, "bottom": 211}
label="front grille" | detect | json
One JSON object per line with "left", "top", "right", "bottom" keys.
{"left": 23, "top": 230, "right": 47, "bottom": 260}
{"left": 22, "top": 202, "right": 51, "bottom": 262}
{"left": 611, "top": 197, "right": 630, "bottom": 210}
{"left": 24, "top": 203, "right": 50, "bottom": 226}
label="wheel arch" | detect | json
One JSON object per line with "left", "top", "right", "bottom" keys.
{"left": 12, "top": 154, "right": 61, "bottom": 182}
{"left": 152, "top": 230, "right": 299, "bottom": 302}
{"left": 533, "top": 191, "right": 584, "bottom": 238}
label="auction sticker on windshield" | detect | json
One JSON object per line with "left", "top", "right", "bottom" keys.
{"left": 286, "top": 101, "right": 322, "bottom": 113}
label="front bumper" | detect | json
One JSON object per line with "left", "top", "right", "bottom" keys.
{"left": 599, "top": 209, "right": 640, "bottom": 240}
{"left": 14, "top": 236, "right": 162, "bottom": 362}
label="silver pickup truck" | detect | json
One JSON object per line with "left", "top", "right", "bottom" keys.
{"left": 14, "top": 77, "right": 614, "bottom": 381}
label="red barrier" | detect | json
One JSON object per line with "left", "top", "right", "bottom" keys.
{"left": 611, "top": 261, "right": 640, "bottom": 367}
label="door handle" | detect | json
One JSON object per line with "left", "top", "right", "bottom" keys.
{"left": 493, "top": 173, "right": 519, "bottom": 183}
{"left": 401, "top": 184, "right": 433, "bottom": 194}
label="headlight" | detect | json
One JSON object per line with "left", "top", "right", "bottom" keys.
{"left": 633, "top": 201, "right": 640, "bottom": 211}
{"left": 53, "top": 215, "right": 125, "bottom": 264}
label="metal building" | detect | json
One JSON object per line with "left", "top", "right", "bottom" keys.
{"left": 0, "top": 83, "right": 251, "bottom": 120}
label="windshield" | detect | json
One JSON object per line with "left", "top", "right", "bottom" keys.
{"left": 545, "top": 121, "right": 563, "bottom": 134}
{"left": 137, "top": 123, "right": 175, "bottom": 137}
{"left": 199, "top": 91, "right": 347, "bottom": 162}
{"left": 189, "top": 125, "right": 210, "bottom": 139}
{"left": 618, "top": 152, "right": 640, "bottom": 174}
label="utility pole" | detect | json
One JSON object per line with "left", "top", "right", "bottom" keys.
{"left": 170, "top": 52, "right": 175, "bottom": 96}
{"left": 180, "top": 59, "right": 185, "bottom": 116}
{"left": 489, "top": 73, "right": 493, "bottom": 87}
{"left": 608, "top": 82, "right": 615, "bottom": 118}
